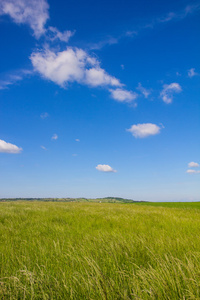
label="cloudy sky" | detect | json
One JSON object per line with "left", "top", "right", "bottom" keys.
{"left": 0, "top": 0, "right": 199, "bottom": 201}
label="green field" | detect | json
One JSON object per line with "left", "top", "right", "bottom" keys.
{"left": 1, "top": 201, "right": 200, "bottom": 299}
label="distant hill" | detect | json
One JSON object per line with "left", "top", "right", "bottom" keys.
{"left": 0, "top": 197, "right": 144, "bottom": 203}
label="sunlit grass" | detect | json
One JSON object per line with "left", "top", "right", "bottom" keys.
{"left": 0, "top": 201, "right": 200, "bottom": 299}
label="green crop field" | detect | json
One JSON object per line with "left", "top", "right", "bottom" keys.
{"left": 0, "top": 201, "right": 200, "bottom": 299}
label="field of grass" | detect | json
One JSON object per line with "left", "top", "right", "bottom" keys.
{"left": 1, "top": 201, "right": 200, "bottom": 299}
{"left": 134, "top": 201, "right": 200, "bottom": 209}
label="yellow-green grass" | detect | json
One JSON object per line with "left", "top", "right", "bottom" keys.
{"left": 0, "top": 201, "right": 200, "bottom": 299}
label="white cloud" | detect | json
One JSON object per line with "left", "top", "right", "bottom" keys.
{"left": 96, "top": 164, "right": 117, "bottom": 173}
{"left": 85, "top": 68, "right": 121, "bottom": 87}
{"left": 160, "top": 83, "right": 182, "bottom": 104}
{"left": 47, "top": 26, "right": 75, "bottom": 43}
{"left": 31, "top": 48, "right": 87, "bottom": 86}
{"left": 188, "top": 162, "right": 199, "bottom": 168}
{"left": 188, "top": 68, "right": 198, "bottom": 78}
{"left": 40, "top": 112, "right": 49, "bottom": 119}
{"left": 186, "top": 169, "right": 200, "bottom": 174}
{"left": 31, "top": 47, "right": 124, "bottom": 91}
{"left": 0, "top": 0, "right": 49, "bottom": 38}
{"left": 75, "top": 139, "right": 80, "bottom": 142}
{"left": 0, "top": 139, "right": 22, "bottom": 153}
{"left": 51, "top": 134, "right": 58, "bottom": 140}
{"left": 127, "top": 123, "right": 161, "bottom": 138}
{"left": 137, "top": 83, "right": 151, "bottom": 98}
{"left": 41, "top": 145, "right": 47, "bottom": 150}
{"left": 109, "top": 88, "right": 137, "bottom": 102}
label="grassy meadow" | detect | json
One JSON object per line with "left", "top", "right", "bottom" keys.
{"left": 0, "top": 201, "right": 200, "bottom": 299}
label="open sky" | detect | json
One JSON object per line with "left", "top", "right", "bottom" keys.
{"left": 0, "top": 0, "right": 200, "bottom": 201}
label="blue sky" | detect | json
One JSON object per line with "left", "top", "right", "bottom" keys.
{"left": 0, "top": 0, "right": 199, "bottom": 201}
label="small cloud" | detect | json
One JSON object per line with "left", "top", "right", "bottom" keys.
{"left": 127, "top": 123, "right": 161, "bottom": 138}
{"left": 121, "top": 64, "right": 125, "bottom": 70}
{"left": 109, "top": 88, "right": 137, "bottom": 102}
{"left": 89, "top": 36, "right": 119, "bottom": 50}
{"left": 186, "top": 169, "right": 200, "bottom": 174}
{"left": 160, "top": 82, "right": 182, "bottom": 104}
{"left": 137, "top": 83, "right": 151, "bottom": 98}
{"left": 51, "top": 134, "right": 58, "bottom": 140}
{"left": 158, "top": 12, "right": 176, "bottom": 23}
{"left": 126, "top": 31, "right": 138, "bottom": 37}
{"left": 188, "top": 162, "right": 199, "bottom": 168}
{"left": 40, "top": 112, "right": 49, "bottom": 119}
{"left": 75, "top": 139, "right": 80, "bottom": 142}
{"left": 41, "top": 145, "right": 47, "bottom": 150}
{"left": 96, "top": 164, "right": 117, "bottom": 173}
{"left": 176, "top": 72, "right": 181, "bottom": 76}
{"left": 0, "top": 139, "right": 22, "bottom": 153}
{"left": 188, "top": 68, "right": 198, "bottom": 78}
{"left": 47, "top": 26, "right": 75, "bottom": 43}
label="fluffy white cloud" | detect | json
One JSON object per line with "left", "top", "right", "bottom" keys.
{"left": 31, "top": 47, "right": 123, "bottom": 91}
{"left": 0, "top": 139, "right": 22, "bottom": 153}
{"left": 137, "top": 83, "right": 151, "bottom": 98}
{"left": 188, "top": 162, "right": 199, "bottom": 168}
{"left": 109, "top": 88, "right": 137, "bottom": 102}
{"left": 160, "top": 83, "right": 182, "bottom": 104}
{"left": 85, "top": 68, "right": 121, "bottom": 87}
{"left": 31, "top": 48, "right": 87, "bottom": 86}
{"left": 96, "top": 164, "right": 117, "bottom": 173}
{"left": 188, "top": 68, "right": 198, "bottom": 78}
{"left": 127, "top": 123, "right": 161, "bottom": 138}
{"left": 0, "top": 0, "right": 49, "bottom": 38}
{"left": 186, "top": 169, "right": 200, "bottom": 174}
{"left": 51, "top": 134, "right": 58, "bottom": 140}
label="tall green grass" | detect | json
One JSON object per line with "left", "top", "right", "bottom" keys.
{"left": 0, "top": 201, "right": 200, "bottom": 299}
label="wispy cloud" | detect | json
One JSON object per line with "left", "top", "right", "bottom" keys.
{"left": 89, "top": 36, "right": 119, "bottom": 50}
{"left": 51, "top": 134, "right": 58, "bottom": 140}
{"left": 127, "top": 123, "right": 162, "bottom": 138}
{"left": 160, "top": 83, "right": 182, "bottom": 104}
{"left": 40, "top": 112, "right": 49, "bottom": 119}
{"left": 137, "top": 83, "right": 151, "bottom": 98}
{"left": 47, "top": 26, "right": 75, "bottom": 43}
{"left": 75, "top": 139, "right": 80, "bottom": 142}
{"left": 0, "top": 139, "right": 22, "bottom": 153}
{"left": 96, "top": 164, "right": 117, "bottom": 173}
{"left": 147, "top": 3, "right": 200, "bottom": 29}
{"left": 41, "top": 145, "right": 47, "bottom": 150}
{"left": 186, "top": 169, "right": 200, "bottom": 174}
{"left": 88, "top": 3, "right": 200, "bottom": 51}
{"left": 188, "top": 68, "right": 198, "bottom": 78}
{"left": 0, "top": 69, "right": 31, "bottom": 90}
